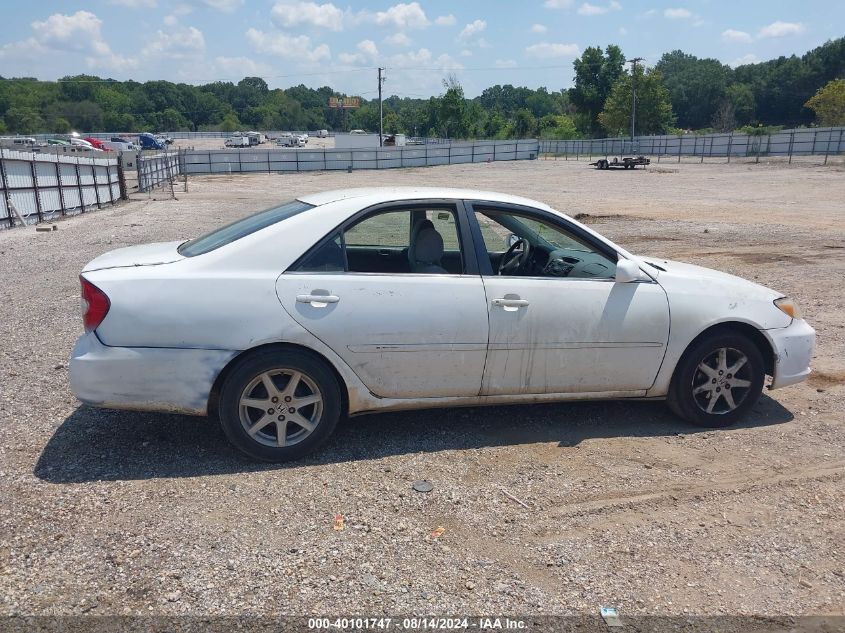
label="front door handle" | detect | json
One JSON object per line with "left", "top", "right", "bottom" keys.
{"left": 492, "top": 297, "right": 529, "bottom": 310}
{"left": 296, "top": 293, "right": 340, "bottom": 307}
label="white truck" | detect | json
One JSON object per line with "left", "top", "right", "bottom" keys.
{"left": 225, "top": 136, "right": 251, "bottom": 148}
{"left": 276, "top": 135, "right": 305, "bottom": 148}
{"left": 0, "top": 136, "right": 37, "bottom": 150}
{"left": 103, "top": 137, "right": 139, "bottom": 152}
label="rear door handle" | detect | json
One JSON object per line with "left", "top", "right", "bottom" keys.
{"left": 492, "top": 297, "right": 529, "bottom": 310}
{"left": 296, "top": 294, "right": 340, "bottom": 307}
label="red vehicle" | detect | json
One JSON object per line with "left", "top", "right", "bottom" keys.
{"left": 83, "top": 137, "right": 111, "bottom": 151}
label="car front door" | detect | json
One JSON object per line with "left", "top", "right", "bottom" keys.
{"left": 468, "top": 203, "right": 670, "bottom": 396}
{"left": 275, "top": 202, "right": 489, "bottom": 399}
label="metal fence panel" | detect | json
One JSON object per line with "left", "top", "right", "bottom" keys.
{"left": 0, "top": 149, "right": 122, "bottom": 227}
{"left": 179, "top": 139, "right": 540, "bottom": 175}
{"left": 539, "top": 127, "right": 845, "bottom": 160}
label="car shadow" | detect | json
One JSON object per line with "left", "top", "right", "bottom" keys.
{"left": 35, "top": 396, "right": 794, "bottom": 483}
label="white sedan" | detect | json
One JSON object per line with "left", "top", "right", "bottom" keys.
{"left": 70, "top": 188, "right": 815, "bottom": 461}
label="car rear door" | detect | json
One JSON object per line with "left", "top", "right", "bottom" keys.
{"left": 275, "top": 201, "right": 489, "bottom": 399}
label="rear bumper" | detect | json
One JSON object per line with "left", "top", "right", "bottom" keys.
{"left": 69, "top": 332, "right": 237, "bottom": 415}
{"left": 767, "top": 319, "right": 816, "bottom": 389}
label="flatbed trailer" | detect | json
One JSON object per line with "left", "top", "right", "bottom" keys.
{"left": 590, "top": 155, "right": 651, "bottom": 169}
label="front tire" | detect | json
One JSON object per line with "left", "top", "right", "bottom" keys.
{"left": 667, "top": 332, "right": 765, "bottom": 428}
{"left": 218, "top": 349, "right": 341, "bottom": 462}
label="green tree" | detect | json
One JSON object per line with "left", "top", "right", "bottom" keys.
{"left": 655, "top": 51, "right": 730, "bottom": 129}
{"left": 160, "top": 107, "right": 189, "bottom": 130}
{"left": 52, "top": 117, "right": 71, "bottom": 133}
{"left": 724, "top": 83, "right": 755, "bottom": 125}
{"left": 513, "top": 108, "right": 536, "bottom": 137}
{"left": 804, "top": 79, "right": 845, "bottom": 126}
{"left": 4, "top": 106, "right": 43, "bottom": 133}
{"left": 569, "top": 45, "right": 626, "bottom": 137}
{"left": 598, "top": 66, "right": 674, "bottom": 136}
{"left": 439, "top": 75, "right": 468, "bottom": 138}
{"left": 218, "top": 113, "right": 241, "bottom": 132}
{"left": 538, "top": 114, "right": 580, "bottom": 139}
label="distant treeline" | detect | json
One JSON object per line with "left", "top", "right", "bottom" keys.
{"left": 0, "top": 37, "right": 842, "bottom": 139}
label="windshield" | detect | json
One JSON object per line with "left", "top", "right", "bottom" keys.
{"left": 178, "top": 200, "right": 314, "bottom": 257}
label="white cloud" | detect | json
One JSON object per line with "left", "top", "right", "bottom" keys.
{"left": 619, "top": 26, "right": 627, "bottom": 35}
{"left": 531, "top": 23, "right": 548, "bottom": 33}
{"left": 494, "top": 59, "right": 518, "bottom": 68}
{"left": 435, "top": 14, "right": 456, "bottom": 26}
{"left": 758, "top": 21, "right": 805, "bottom": 38}
{"left": 245, "top": 28, "right": 330, "bottom": 62}
{"left": 459, "top": 19, "right": 486, "bottom": 41}
{"left": 722, "top": 28, "right": 752, "bottom": 43}
{"left": 338, "top": 39, "right": 379, "bottom": 65}
{"left": 271, "top": 1, "right": 345, "bottom": 31}
{"left": 25, "top": 11, "right": 137, "bottom": 71}
{"left": 390, "top": 49, "right": 461, "bottom": 71}
{"left": 372, "top": 2, "right": 429, "bottom": 29}
{"left": 543, "top": 0, "right": 573, "bottom": 8}
{"left": 32, "top": 11, "right": 105, "bottom": 49}
{"left": 577, "top": 1, "right": 621, "bottom": 16}
{"left": 731, "top": 53, "right": 759, "bottom": 67}
{"left": 163, "top": 14, "right": 179, "bottom": 26}
{"left": 664, "top": 7, "right": 691, "bottom": 19}
{"left": 385, "top": 32, "right": 411, "bottom": 46}
{"left": 142, "top": 25, "right": 206, "bottom": 59}
{"left": 525, "top": 42, "right": 580, "bottom": 58}
{"left": 357, "top": 39, "right": 378, "bottom": 58}
{"left": 459, "top": 49, "right": 472, "bottom": 57}
{"left": 213, "top": 55, "right": 273, "bottom": 77}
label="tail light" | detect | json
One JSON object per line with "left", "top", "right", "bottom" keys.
{"left": 80, "top": 276, "right": 110, "bottom": 332}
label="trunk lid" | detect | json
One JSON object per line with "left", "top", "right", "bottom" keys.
{"left": 82, "top": 240, "right": 185, "bottom": 272}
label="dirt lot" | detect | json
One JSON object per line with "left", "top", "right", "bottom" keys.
{"left": 172, "top": 135, "right": 335, "bottom": 151}
{"left": 1, "top": 158, "right": 844, "bottom": 622}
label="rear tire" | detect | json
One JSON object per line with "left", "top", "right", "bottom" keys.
{"left": 667, "top": 331, "right": 765, "bottom": 428}
{"left": 218, "top": 349, "right": 341, "bottom": 462}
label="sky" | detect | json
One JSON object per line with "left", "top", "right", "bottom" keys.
{"left": 0, "top": 1, "right": 841, "bottom": 98}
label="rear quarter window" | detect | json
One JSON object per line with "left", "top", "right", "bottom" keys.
{"left": 178, "top": 200, "right": 313, "bottom": 257}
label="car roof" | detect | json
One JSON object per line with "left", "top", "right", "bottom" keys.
{"left": 297, "top": 187, "right": 552, "bottom": 210}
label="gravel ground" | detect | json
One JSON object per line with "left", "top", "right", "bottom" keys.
{"left": 171, "top": 136, "right": 335, "bottom": 151}
{"left": 1, "top": 158, "right": 844, "bottom": 623}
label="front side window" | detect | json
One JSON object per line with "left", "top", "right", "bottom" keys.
{"left": 474, "top": 209, "right": 617, "bottom": 279}
{"left": 293, "top": 206, "right": 464, "bottom": 274}
{"left": 179, "top": 200, "right": 313, "bottom": 257}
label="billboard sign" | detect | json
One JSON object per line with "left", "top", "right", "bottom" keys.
{"left": 329, "top": 96, "right": 361, "bottom": 109}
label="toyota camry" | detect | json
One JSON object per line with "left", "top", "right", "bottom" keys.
{"left": 70, "top": 188, "right": 815, "bottom": 461}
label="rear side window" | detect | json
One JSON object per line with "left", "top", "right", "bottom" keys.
{"left": 178, "top": 200, "right": 313, "bottom": 257}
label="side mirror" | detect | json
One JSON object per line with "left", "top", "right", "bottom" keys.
{"left": 506, "top": 233, "right": 520, "bottom": 248}
{"left": 615, "top": 258, "right": 645, "bottom": 283}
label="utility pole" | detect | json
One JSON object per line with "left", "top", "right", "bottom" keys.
{"left": 628, "top": 57, "right": 644, "bottom": 143}
{"left": 378, "top": 67, "right": 385, "bottom": 147}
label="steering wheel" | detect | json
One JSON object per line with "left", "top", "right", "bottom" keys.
{"left": 498, "top": 238, "right": 531, "bottom": 275}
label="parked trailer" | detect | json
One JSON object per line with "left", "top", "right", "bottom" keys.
{"left": 590, "top": 156, "right": 651, "bottom": 170}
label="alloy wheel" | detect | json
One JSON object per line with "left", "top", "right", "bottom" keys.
{"left": 238, "top": 369, "right": 323, "bottom": 447}
{"left": 691, "top": 347, "right": 753, "bottom": 415}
